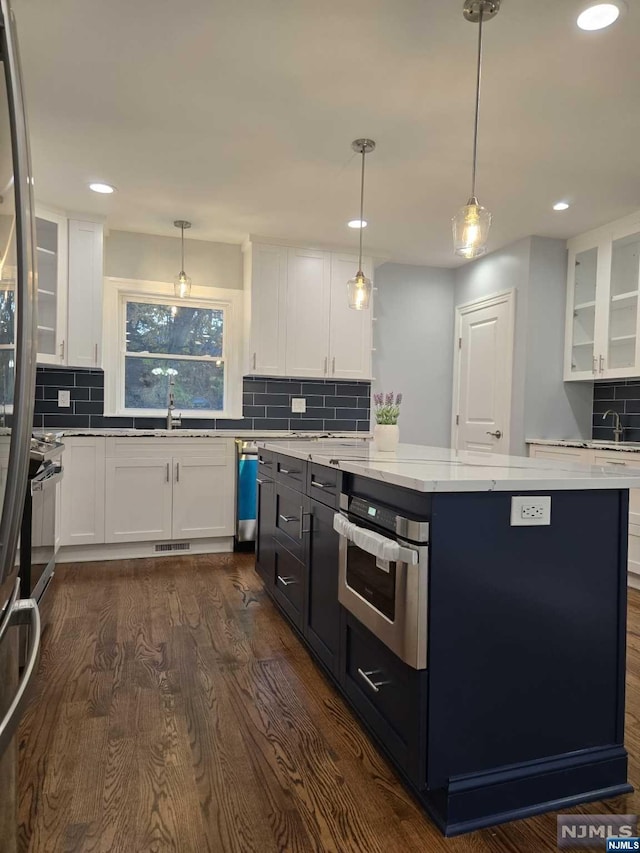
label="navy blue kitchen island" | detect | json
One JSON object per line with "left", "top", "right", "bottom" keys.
{"left": 255, "top": 441, "right": 639, "bottom": 835}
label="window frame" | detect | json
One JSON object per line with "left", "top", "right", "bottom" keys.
{"left": 103, "top": 277, "right": 243, "bottom": 419}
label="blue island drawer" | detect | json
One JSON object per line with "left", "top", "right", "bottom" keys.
{"left": 343, "top": 614, "right": 428, "bottom": 790}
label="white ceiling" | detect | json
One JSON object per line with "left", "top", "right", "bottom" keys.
{"left": 12, "top": 0, "right": 640, "bottom": 267}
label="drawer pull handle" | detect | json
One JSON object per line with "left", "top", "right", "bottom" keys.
{"left": 258, "top": 459, "right": 266, "bottom": 466}
{"left": 604, "top": 459, "right": 627, "bottom": 466}
{"left": 279, "top": 514, "right": 298, "bottom": 523}
{"left": 256, "top": 477, "right": 266, "bottom": 485}
{"left": 357, "top": 668, "right": 389, "bottom": 693}
{"left": 279, "top": 467, "right": 298, "bottom": 475}
{"left": 277, "top": 575, "right": 297, "bottom": 587}
{"left": 311, "top": 480, "right": 332, "bottom": 489}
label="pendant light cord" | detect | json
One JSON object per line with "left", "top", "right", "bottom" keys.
{"left": 181, "top": 223, "right": 185, "bottom": 273}
{"left": 470, "top": 3, "right": 484, "bottom": 200}
{"left": 358, "top": 146, "right": 366, "bottom": 272}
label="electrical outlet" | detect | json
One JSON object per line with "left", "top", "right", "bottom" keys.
{"left": 510, "top": 495, "right": 551, "bottom": 527}
{"left": 58, "top": 390, "right": 71, "bottom": 408}
{"left": 291, "top": 398, "right": 306, "bottom": 413}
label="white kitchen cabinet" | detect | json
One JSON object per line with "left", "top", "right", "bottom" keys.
{"left": 243, "top": 239, "right": 373, "bottom": 381}
{"left": 103, "top": 438, "right": 234, "bottom": 544}
{"left": 105, "top": 457, "right": 173, "bottom": 543}
{"left": 60, "top": 436, "right": 106, "bottom": 546}
{"left": 285, "top": 248, "right": 331, "bottom": 378}
{"left": 172, "top": 453, "right": 234, "bottom": 538}
{"left": 527, "top": 445, "right": 588, "bottom": 463}
{"left": 565, "top": 212, "right": 640, "bottom": 381}
{"left": 35, "top": 208, "right": 67, "bottom": 365}
{"left": 243, "top": 242, "right": 288, "bottom": 376}
{"left": 329, "top": 253, "right": 373, "bottom": 380}
{"left": 67, "top": 220, "right": 104, "bottom": 368}
{"left": 34, "top": 209, "right": 104, "bottom": 368}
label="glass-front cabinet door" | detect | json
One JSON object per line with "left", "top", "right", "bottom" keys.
{"left": 567, "top": 246, "right": 599, "bottom": 379}
{"left": 606, "top": 231, "right": 640, "bottom": 375}
{"left": 35, "top": 208, "right": 67, "bottom": 365}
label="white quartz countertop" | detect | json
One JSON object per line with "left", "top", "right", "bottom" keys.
{"left": 527, "top": 438, "right": 640, "bottom": 453}
{"left": 258, "top": 440, "right": 640, "bottom": 492}
{"left": 37, "top": 429, "right": 370, "bottom": 440}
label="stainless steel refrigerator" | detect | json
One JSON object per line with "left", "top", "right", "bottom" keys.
{"left": 0, "top": 1, "right": 39, "bottom": 850}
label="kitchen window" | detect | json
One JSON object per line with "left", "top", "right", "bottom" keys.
{"left": 103, "top": 278, "right": 243, "bottom": 419}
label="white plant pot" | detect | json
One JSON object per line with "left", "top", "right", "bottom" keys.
{"left": 373, "top": 424, "right": 399, "bottom": 452}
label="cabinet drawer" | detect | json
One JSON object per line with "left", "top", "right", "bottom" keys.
{"left": 275, "top": 455, "right": 307, "bottom": 492}
{"left": 272, "top": 540, "right": 304, "bottom": 629}
{"left": 258, "top": 448, "right": 275, "bottom": 477}
{"left": 274, "top": 483, "right": 305, "bottom": 561}
{"left": 343, "top": 614, "right": 427, "bottom": 789}
{"left": 307, "top": 463, "right": 340, "bottom": 509}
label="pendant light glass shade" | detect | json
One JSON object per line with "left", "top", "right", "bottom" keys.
{"left": 347, "top": 139, "right": 375, "bottom": 310}
{"left": 173, "top": 219, "right": 192, "bottom": 298}
{"left": 452, "top": 0, "right": 499, "bottom": 259}
{"left": 347, "top": 271, "right": 372, "bottom": 311}
{"left": 452, "top": 197, "right": 492, "bottom": 258}
{"left": 174, "top": 270, "right": 192, "bottom": 299}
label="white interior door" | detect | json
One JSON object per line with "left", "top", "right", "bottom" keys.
{"left": 452, "top": 290, "right": 515, "bottom": 453}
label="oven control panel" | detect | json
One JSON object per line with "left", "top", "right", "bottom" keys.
{"left": 348, "top": 496, "right": 398, "bottom": 532}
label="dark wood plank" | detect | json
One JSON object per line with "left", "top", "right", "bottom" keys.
{"left": 15, "top": 553, "right": 640, "bottom": 852}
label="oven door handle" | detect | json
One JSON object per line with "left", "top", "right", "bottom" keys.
{"left": 333, "top": 513, "right": 419, "bottom": 566}
{"left": 31, "top": 464, "right": 63, "bottom": 493}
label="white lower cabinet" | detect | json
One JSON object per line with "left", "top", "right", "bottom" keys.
{"left": 105, "top": 457, "right": 173, "bottom": 543}
{"left": 60, "top": 437, "right": 106, "bottom": 546}
{"left": 103, "top": 438, "right": 234, "bottom": 545}
{"left": 529, "top": 442, "right": 640, "bottom": 582}
{"left": 172, "top": 454, "right": 234, "bottom": 539}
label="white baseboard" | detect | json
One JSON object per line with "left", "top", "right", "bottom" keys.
{"left": 56, "top": 537, "right": 235, "bottom": 564}
{"left": 629, "top": 572, "right": 640, "bottom": 592}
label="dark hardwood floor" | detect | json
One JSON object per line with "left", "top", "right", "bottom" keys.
{"left": 15, "top": 554, "right": 640, "bottom": 852}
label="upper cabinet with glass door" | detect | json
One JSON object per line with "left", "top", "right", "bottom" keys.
{"left": 35, "top": 207, "right": 67, "bottom": 365}
{"left": 565, "top": 212, "right": 640, "bottom": 381}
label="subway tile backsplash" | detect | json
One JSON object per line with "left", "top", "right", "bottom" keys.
{"left": 593, "top": 380, "right": 640, "bottom": 441}
{"left": 33, "top": 368, "right": 371, "bottom": 432}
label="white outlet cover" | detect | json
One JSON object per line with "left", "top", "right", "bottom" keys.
{"left": 291, "top": 398, "right": 306, "bottom": 413}
{"left": 510, "top": 495, "right": 551, "bottom": 527}
{"left": 58, "top": 390, "right": 71, "bottom": 408}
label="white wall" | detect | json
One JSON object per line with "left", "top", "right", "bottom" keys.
{"left": 373, "top": 263, "right": 455, "bottom": 446}
{"left": 105, "top": 229, "right": 242, "bottom": 289}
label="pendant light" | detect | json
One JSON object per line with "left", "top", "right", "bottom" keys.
{"left": 452, "top": 0, "right": 500, "bottom": 259}
{"left": 347, "top": 139, "right": 375, "bottom": 310}
{"left": 174, "top": 219, "right": 192, "bottom": 298}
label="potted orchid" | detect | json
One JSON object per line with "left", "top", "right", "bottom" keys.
{"left": 373, "top": 391, "right": 402, "bottom": 451}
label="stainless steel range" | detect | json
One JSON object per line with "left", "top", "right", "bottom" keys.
{"left": 19, "top": 436, "right": 64, "bottom": 639}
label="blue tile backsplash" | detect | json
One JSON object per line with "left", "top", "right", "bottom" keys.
{"left": 33, "top": 367, "right": 371, "bottom": 432}
{"left": 593, "top": 380, "right": 640, "bottom": 441}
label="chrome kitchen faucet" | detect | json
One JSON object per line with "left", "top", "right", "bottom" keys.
{"left": 603, "top": 409, "right": 624, "bottom": 442}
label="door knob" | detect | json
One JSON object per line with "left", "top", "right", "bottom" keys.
{"left": 486, "top": 430, "right": 502, "bottom": 439}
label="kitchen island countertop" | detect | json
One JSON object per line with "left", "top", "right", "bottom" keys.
{"left": 258, "top": 439, "right": 640, "bottom": 492}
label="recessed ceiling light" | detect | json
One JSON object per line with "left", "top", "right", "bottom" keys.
{"left": 89, "top": 182, "right": 115, "bottom": 194}
{"left": 348, "top": 219, "right": 367, "bottom": 229}
{"left": 553, "top": 201, "right": 570, "bottom": 211}
{"left": 577, "top": 3, "right": 621, "bottom": 31}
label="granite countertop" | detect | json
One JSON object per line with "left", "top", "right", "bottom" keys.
{"left": 37, "top": 429, "right": 371, "bottom": 440}
{"left": 258, "top": 440, "right": 640, "bottom": 493}
{"left": 527, "top": 438, "right": 640, "bottom": 454}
